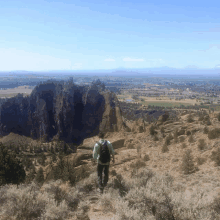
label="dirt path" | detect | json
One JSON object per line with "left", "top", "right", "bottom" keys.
{"left": 88, "top": 203, "right": 117, "bottom": 220}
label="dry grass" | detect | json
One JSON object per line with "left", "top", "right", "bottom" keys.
{"left": 2, "top": 111, "right": 220, "bottom": 219}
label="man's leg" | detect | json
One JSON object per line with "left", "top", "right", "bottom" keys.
{"left": 103, "top": 165, "right": 109, "bottom": 188}
{"left": 97, "top": 163, "right": 104, "bottom": 190}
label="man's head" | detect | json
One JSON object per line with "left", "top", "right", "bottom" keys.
{"left": 98, "top": 132, "right": 105, "bottom": 139}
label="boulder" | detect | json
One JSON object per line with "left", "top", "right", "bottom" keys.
{"left": 111, "top": 139, "right": 125, "bottom": 150}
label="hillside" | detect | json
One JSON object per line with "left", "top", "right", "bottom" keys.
{"left": 1, "top": 109, "right": 220, "bottom": 219}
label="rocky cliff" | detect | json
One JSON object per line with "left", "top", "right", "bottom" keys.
{"left": 0, "top": 80, "right": 126, "bottom": 144}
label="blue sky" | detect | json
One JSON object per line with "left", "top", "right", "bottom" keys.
{"left": 0, "top": 0, "right": 220, "bottom": 71}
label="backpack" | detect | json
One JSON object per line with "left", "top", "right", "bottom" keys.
{"left": 99, "top": 140, "right": 110, "bottom": 163}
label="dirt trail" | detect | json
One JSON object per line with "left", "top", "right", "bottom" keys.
{"left": 81, "top": 144, "right": 128, "bottom": 220}
{"left": 88, "top": 203, "right": 117, "bottom": 220}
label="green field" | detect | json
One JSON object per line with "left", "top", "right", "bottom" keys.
{"left": 141, "top": 101, "right": 193, "bottom": 107}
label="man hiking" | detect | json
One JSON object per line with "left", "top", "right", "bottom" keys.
{"left": 93, "top": 132, "right": 115, "bottom": 194}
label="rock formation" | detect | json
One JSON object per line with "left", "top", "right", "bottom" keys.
{"left": 0, "top": 80, "right": 126, "bottom": 145}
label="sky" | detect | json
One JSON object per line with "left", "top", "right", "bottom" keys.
{"left": 0, "top": 0, "right": 220, "bottom": 71}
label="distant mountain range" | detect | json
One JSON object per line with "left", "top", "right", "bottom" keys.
{"left": 1, "top": 66, "right": 220, "bottom": 78}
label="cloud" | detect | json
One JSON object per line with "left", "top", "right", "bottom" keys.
{"left": 104, "top": 58, "right": 115, "bottom": 62}
{"left": 123, "top": 57, "right": 144, "bottom": 62}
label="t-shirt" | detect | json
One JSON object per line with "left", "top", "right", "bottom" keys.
{"left": 93, "top": 139, "right": 115, "bottom": 165}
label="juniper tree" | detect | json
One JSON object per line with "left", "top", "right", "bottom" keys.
{"left": 35, "top": 167, "right": 44, "bottom": 184}
{"left": 0, "top": 143, "right": 26, "bottom": 186}
{"left": 181, "top": 149, "right": 195, "bottom": 175}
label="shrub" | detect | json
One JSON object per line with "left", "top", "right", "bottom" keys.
{"left": 198, "top": 139, "right": 206, "bottom": 151}
{"left": 208, "top": 128, "right": 220, "bottom": 139}
{"left": 187, "top": 114, "right": 194, "bottom": 123}
{"left": 0, "top": 183, "right": 46, "bottom": 219}
{"left": 162, "top": 144, "right": 169, "bottom": 153}
{"left": 197, "top": 157, "right": 206, "bottom": 165}
{"left": 111, "top": 169, "right": 117, "bottom": 176}
{"left": 149, "top": 125, "right": 157, "bottom": 136}
{"left": 213, "top": 197, "right": 220, "bottom": 215}
{"left": 186, "top": 130, "right": 191, "bottom": 136}
{"left": 173, "top": 129, "right": 179, "bottom": 143}
{"left": 143, "top": 154, "right": 150, "bottom": 161}
{"left": 112, "top": 174, "right": 129, "bottom": 197}
{"left": 130, "top": 160, "right": 146, "bottom": 170}
{"left": 25, "top": 167, "right": 36, "bottom": 184}
{"left": 127, "top": 143, "right": 135, "bottom": 149}
{"left": 153, "top": 135, "right": 159, "bottom": 141}
{"left": 179, "top": 136, "right": 185, "bottom": 143}
{"left": 204, "top": 126, "right": 209, "bottom": 134}
{"left": 206, "top": 120, "right": 212, "bottom": 126}
{"left": 211, "top": 147, "right": 220, "bottom": 166}
{"left": 188, "top": 135, "right": 194, "bottom": 143}
{"left": 160, "top": 127, "right": 165, "bottom": 134}
{"left": 177, "top": 128, "right": 185, "bottom": 136}
{"left": 181, "top": 143, "right": 187, "bottom": 149}
{"left": 218, "top": 113, "right": 220, "bottom": 122}
{"left": 198, "top": 115, "right": 205, "bottom": 121}
{"left": 181, "top": 149, "right": 196, "bottom": 175}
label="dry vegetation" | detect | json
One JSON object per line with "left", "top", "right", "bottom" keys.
{"left": 1, "top": 109, "right": 220, "bottom": 219}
